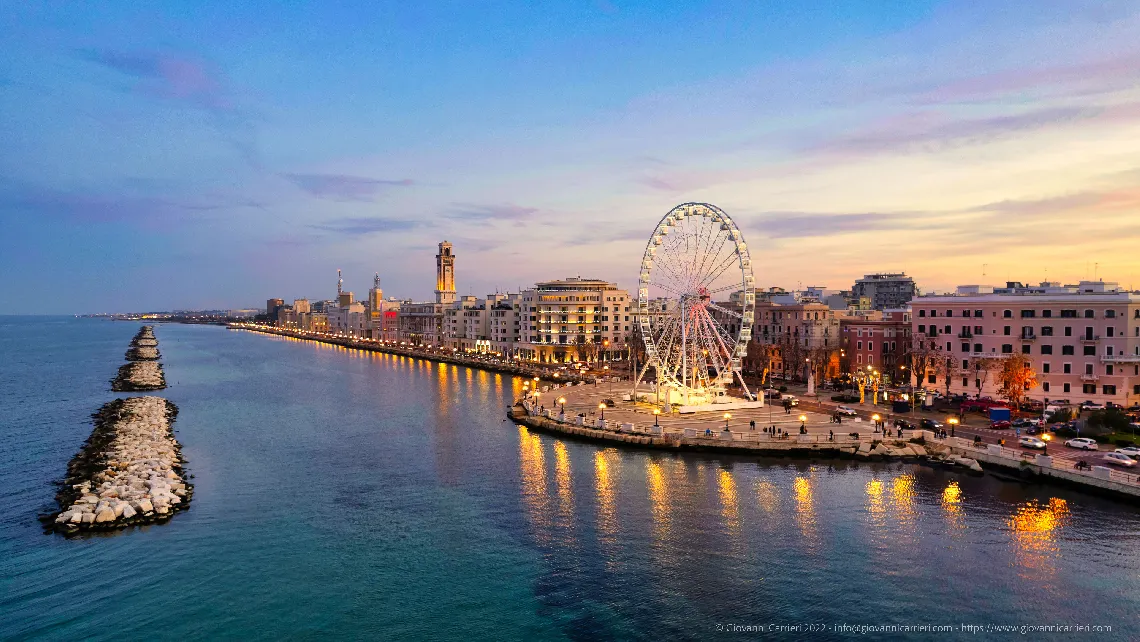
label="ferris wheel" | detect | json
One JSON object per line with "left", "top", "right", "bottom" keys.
{"left": 634, "top": 203, "right": 755, "bottom": 405}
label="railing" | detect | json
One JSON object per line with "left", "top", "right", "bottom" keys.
{"left": 1080, "top": 373, "right": 1100, "bottom": 381}
{"left": 1020, "top": 333, "right": 1037, "bottom": 341}
{"left": 1080, "top": 335, "right": 1101, "bottom": 343}
{"left": 957, "top": 331, "right": 973, "bottom": 338}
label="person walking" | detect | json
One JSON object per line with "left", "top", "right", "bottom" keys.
{"left": 750, "top": 419, "right": 756, "bottom": 431}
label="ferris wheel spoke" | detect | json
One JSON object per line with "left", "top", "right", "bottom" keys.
{"left": 697, "top": 244, "right": 739, "bottom": 292}
{"left": 693, "top": 226, "right": 729, "bottom": 292}
{"left": 706, "top": 301, "right": 742, "bottom": 319}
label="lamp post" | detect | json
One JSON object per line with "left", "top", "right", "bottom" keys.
{"left": 724, "top": 412, "right": 732, "bottom": 430}
{"left": 948, "top": 416, "right": 958, "bottom": 438}
{"left": 799, "top": 414, "right": 807, "bottom": 433}
{"left": 653, "top": 408, "right": 660, "bottom": 427}
{"left": 599, "top": 402, "right": 606, "bottom": 420}
{"left": 558, "top": 396, "right": 566, "bottom": 414}
{"left": 872, "top": 413, "right": 881, "bottom": 432}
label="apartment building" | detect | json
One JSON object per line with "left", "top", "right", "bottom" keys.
{"left": 517, "top": 277, "right": 630, "bottom": 362}
{"left": 911, "top": 281, "right": 1140, "bottom": 404}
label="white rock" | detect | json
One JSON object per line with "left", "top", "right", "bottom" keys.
{"left": 94, "top": 508, "right": 116, "bottom": 523}
{"left": 121, "top": 504, "right": 137, "bottom": 519}
{"left": 138, "top": 499, "right": 154, "bottom": 513}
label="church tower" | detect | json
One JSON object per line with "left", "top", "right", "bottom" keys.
{"left": 435, "top": 241, "right": 456, "bottom": 304}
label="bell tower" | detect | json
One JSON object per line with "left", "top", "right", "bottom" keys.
{"left": 435, "top": 241, "right": 456, "bottom": 304}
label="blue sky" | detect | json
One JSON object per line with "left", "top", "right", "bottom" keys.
{"left": 3, "top": 1, "right": 1140, "bottom": 313}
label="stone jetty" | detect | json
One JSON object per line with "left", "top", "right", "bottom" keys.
{"left": 49, "top": 396, "right": 192, "bottom": 534}
{"left": 112, "top": 361, "right": 166, "bottom": 391}
{"left": 126, "top": 325, "right": 160, "bottom": 360}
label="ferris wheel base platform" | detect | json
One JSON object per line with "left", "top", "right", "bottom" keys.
{"left": 677, "top": 400, "right": 766, "bottom": 414}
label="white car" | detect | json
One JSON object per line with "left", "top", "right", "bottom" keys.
{"left": 1081, "top": 402, "right": 1105, "bottom": 411}
{"left": 1115, "top": 446, "right": 1140, "bottom": 458}
{"left": 1102, "top": 452, "right": 1137, "bottom": 467}
{"left": 1018, "top": 436, "right": 1047, "bottom": 450}
{"left": 1065, "top": 437, "right": 1099, "bottom": 450}
{"left": 835, "top": 406, "right": 857, "bottom": 416}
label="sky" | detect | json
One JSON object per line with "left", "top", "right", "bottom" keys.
{"left": 3, "top": 1, "right": 1140, "bottom": 313}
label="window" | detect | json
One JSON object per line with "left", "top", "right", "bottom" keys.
{"left": 1083, "top": 346, "right": 1096, "bottom": 356}
{"left": 1003, "top": 326, "right": 1011, "bottom": 335}
{"left": 946, "top": 310, "right": 953, "bottom": 317}
{"left": 928, "top": 374, "right": 936, "bottom": 384}
{"left": 1003, "top": 310, "right": 1012, "bottom": 318}
{"left": 1020, "top": 310, "right": 1035, "bottom": 318}
{"left": 1043, "top": 363, "right": 1050, "bottom": 373}
{"left": 929, "top": 309, "right": 937, "bottom": 317}
{"left": 944, "top": 325, "right": 951, "bottom": 334}
{"left": 1107, "top": 365, "right": 1114, "bottom": 375}
{"left": 1134, "top": 385, "right": 1140, "bottom": 395}
{"left": 1062, "top": 345, "right": 1074, "bottom": 355}
{"left": 1107, "top": 327, "right": 1115, "bottom": 337}
{"left": 1041, "top": 326, "right": 1053, "bottom": 336}
{"left": 1083, "top": 384, "right": 1097, "bottom": 394}
{"left": 1041, "top": 345, "right": 1052, "bottom": 354}
{"left": 1043, "top": 382, "right": 1050, "bottom": 392}
{"left": 1001, "top": 344, "right": 1013, "bottom": 353}
{"left": 919, "top": 310, "right": 926, "bottom": 317}
{"left": 1063, "top": 383, "right": 1071, "bottom": 393}
{"left": 962, "top": 377, "right": 969, "bottom": 387}
{"left": 1085, "top": 364, "right": 1094, "bottom": 375}
{"left": 974, "top": 343, "right": 982, "bottom": 352}
{"left": 1042, "top": 310, "right": 1052, "bottom": 318}
{"left": 1064, "top": 326, "right": 1072, "bottom": 336}
{"left": 962, "top": 343, "right": 970, "bottom": 352}
{"left": 962, "top": 360, "right": 968, "bottom": 368}
{"left": 918, "top": 325, "right": 925, "bottom": 333}
{"left": 1021, "top": 345, "right": 1031, "bottom": 354}
{"left": 869, "top": 342, "right": 875, "bottom": 351}
{"left": 1103, "top": 385, "right": 1117, "bottom": 395}
{"left": 1106, "top": 309, "right": 1116, "bottom": 318}
{"left": 1060, "top": 309, "right": 1077, "bottom": 318}
{"left": 857, "top": 341, "right": 863, "bottom": 349}
{"left": 1084, "top": 309, "right": 1094, "bottom": 318}
{"left": 1063, "top": 363, "right": 1072, "bottom": 374}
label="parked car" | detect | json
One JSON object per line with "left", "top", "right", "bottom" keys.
{"left": 601, "top": 398, "right": 616, "bottom": 408}
{"left": 920, "top": 418, "right": 943, "bottom": 430}
{"left": 835, "top": 405, "right": 857, "bottom": 417}
{"left": 1102, "top": 452, "right": 1136, "bottom": 467}
{"left": 894, "top": 419, "right": 917, "bottom": 430}
{"left": 1011, "top": 418, "right": 1036, "bottom": 428}
{"left": 1114, "top": 446, "right": 1140, "bottom": 457}
{"left": 782, "top": 396, "right": 799, "bottom": 407}
{"left": 764, "top": 388, "right": 782, "bottom": 399}
{"left": 1065, "top": 437, "right": 1099, "bottom": 450}
{"left": 1080, "top": 402, "right": 1106, "bottom": 411}
{"left": 1018, "top": 436, "right": 1047, "bottom": 450}
{"left": 990, "top": 420, "right": 1012, "bottom": 429}
{"left": 1026, "top": 425, "right": 1042, "bottom": 435}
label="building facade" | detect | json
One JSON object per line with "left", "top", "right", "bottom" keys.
{"left": 517, "top": 277, "right": 630, "bottom": 363}
{"left": 911, "top": 281, "right": 1140, "bottom": 404}
{"left": 839, "top": 310, "right": 912, "bottom": 384}
{"left": 852, "top": 273, "right": 918, "bottom": 311}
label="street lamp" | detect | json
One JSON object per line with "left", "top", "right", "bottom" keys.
{"left": 653, "top": 408, "right": 660, "bottom": 426}
{"left": 799, "top": 414, "right": 807, "bottom": 433}
{"left": 599, "top": 402, "right": 606, "bottom": 420}
{"left": 558, "top": 396, "right": 566, "bottom": 413}
{"left": 948, "top": 417, "right": 958, "bottom": 438}
{"left": 724, "top": 412, "right": 732, "bottom": 429}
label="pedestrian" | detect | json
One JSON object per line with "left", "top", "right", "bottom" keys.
{"left": 829, "top": 429, "right": 834, "bottom": 441}
{"left": 750, "top": 419, "right": 756, "bottom": 431}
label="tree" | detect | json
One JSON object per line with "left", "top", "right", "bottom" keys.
{"left": 933, "top": 352, "right": 962, "bottom": 397}
{"left": 996, "top": 353, "right": 1038, "bottom": 409}
{"left": 905, "top": 338, "right": 939, "bottom": 390}
{"left": 968, "top": 356, "right": 1002, "bottom": 398}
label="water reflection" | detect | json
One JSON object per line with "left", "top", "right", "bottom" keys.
{"left": 518, "top": 427, "right": 552, "bottom": 545}
{"left": 646, "top": 459, "right": 670, "bottom": 542}
{"left": 595, "top": 449, "right": 619, "bottom": 554}
{"left": 1008, "top": 498, "right": 1070, "bottom": 579}
{"left": 717, "top": 468, "right": 741, "bottom": 537}
{"left": 553, "top": 441, "right": 575, "bottom": 532}
{"left": 755, "top": 478, "right": 780, "bottom": 518}
{"left": 891, "top": 474, "right": 918, "bottom": 542}
{"left": 793, "top": 474, "right": 819, "bottom": 552}
{"left": 941, "top": 481, "right": 965, "bottom": 535}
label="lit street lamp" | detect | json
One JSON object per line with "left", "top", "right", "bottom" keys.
{"left": 558, "top": 396, "right": 566, "bottom": 413}
{"left": 599, "top": 402, "right": 606, "bottom": 420}
{"left": 653, "top": 408, "right": 660, "bottom": 426}
{"left": 948, "top": 416, "right": 959, "bottom": 438}
{"left": 724, "top": 412, "right": 732, "bottom": 430}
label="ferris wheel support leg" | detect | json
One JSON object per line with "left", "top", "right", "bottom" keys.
{"left": 631, "top": 359, "right": 653, "bottom": 400}
{"left": 736, "top": 369, "right": 757, "bottom": 405}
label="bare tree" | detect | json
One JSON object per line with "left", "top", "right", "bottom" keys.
{"left": 905, "top": 337, "right": 939, "bottom": 390}
{"left": 968, "top": 356, "right": 1002, "bottom": 398}
{"left": 933, "top": 352, "right": 962, "bottom": 397}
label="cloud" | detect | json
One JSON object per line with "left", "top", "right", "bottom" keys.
{"left": 443, "top": 203, "right": 538, "bottom": 222}
{"left": 283, "top": 173, "right": 414, "bottom": 201}
{"left": 308, "top": 216, "right": 423, "bottom": 236}
{"left": 919, "top": 52, "right": 1140, "bottom": 105}
{"left": 753, "top": 211, "right": 941, "bottom": 239}
{"left": 81, "top": 49, "right": 230, "bottom": 110}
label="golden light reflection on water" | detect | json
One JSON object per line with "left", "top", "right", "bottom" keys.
{"left": 793, "top": 475, "right": 819, "bottom": 550}
{"left": 553, "top": 441, "right": 575, "bottom": 526}
{"left": 595, "top": 450, "right": 619, "bottom": 548}
{"left": 755, "top": 479, "right": 779, "bottom": 514}
{"left": 1008, "top": 498, "right": 1070, "bottom": 578}
{"left": 891, "top": 474, "right": 918, "bottom": 537}
{"left": 717, "top": 469, "right": 741, "bottom": 536}
{"left": 942, "top": 482, "right": 965, "bottom": 535}
{"left": 646, "top": 460, "right": 671, "bottom": 540}
{"left": 518, "top": 426, "right": 552, "bottom": 544}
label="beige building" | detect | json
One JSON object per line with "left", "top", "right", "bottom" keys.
{"left": 517, "top": 277, "right": 631, "bottom": 363}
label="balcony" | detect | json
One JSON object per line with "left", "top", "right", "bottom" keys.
{"left": 1101, "top": 355, "right": 1140, "bottom": 363}
{"left": 1079, "top": 335, "right": 1101, "bottom": 344}
{"left": 957, "top": 331, "right": 973, "bottom": 339}
{"left": 1080, "top": 373, "right": 1100, "bottom": 382}
{"left": 1019, "top": 332, "right": 1037, "bottom": 341}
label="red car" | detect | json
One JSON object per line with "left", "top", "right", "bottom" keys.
{"left": 990, "top": 420, "right": 1012, "bottom": 429}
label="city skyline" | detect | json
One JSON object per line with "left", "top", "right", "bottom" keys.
{"left": 5, "top": 1, "right": 1140, "bottom": 313}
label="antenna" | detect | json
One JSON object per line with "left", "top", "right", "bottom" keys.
{"left": 982, "top": 263, "right": 987, "bottom": 278}
{"left": 337, "top": 269, "right": 343, "bottom": 296}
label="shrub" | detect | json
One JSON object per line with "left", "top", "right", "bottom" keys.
{"left": 1088, "top": 409, "right": 1130, "bottom": 433}
{"left": 779, "top": 385, "right": 788, "bottom": 393}
{"left": 1046, "top": 408, "right": 1072, "bottom": 423}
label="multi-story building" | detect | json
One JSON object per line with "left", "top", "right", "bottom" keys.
{"left": 398, "top": 301, "right": 444, "bottom": 346}
{"left": 839, "top": 310, "right": 911, "bottom": 383}
{"left": 911, "top": 281, "right": 1140, "bottom": 404}
{"left": 517, "top": 277, "right": 630, "bottom": 363}
{"left": 852, "top": 273, "right": 918, "bottom": 311}
{"left": 490, "top": 293, "right": 523, "bottom": 357}
{"left": 266, "top": 298, "right": 284, "bottom": 318}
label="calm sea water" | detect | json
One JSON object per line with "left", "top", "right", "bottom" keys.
{"left": 1, "top": 317, "right": 1139, "bottom": 640}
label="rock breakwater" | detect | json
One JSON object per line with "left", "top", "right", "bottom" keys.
{"left": 112, "top": 361, "right": 166, "bottom": 391}
{"left": 48, "top": 396, "right": 192, "bottom": 534}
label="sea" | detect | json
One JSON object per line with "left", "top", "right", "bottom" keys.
{"left": 1, "top": 316, "right": 1138, "bottom": 640}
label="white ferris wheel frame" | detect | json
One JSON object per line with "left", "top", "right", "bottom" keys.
{"left": 635, "top": 202, "right": 756, "bottom": 405}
